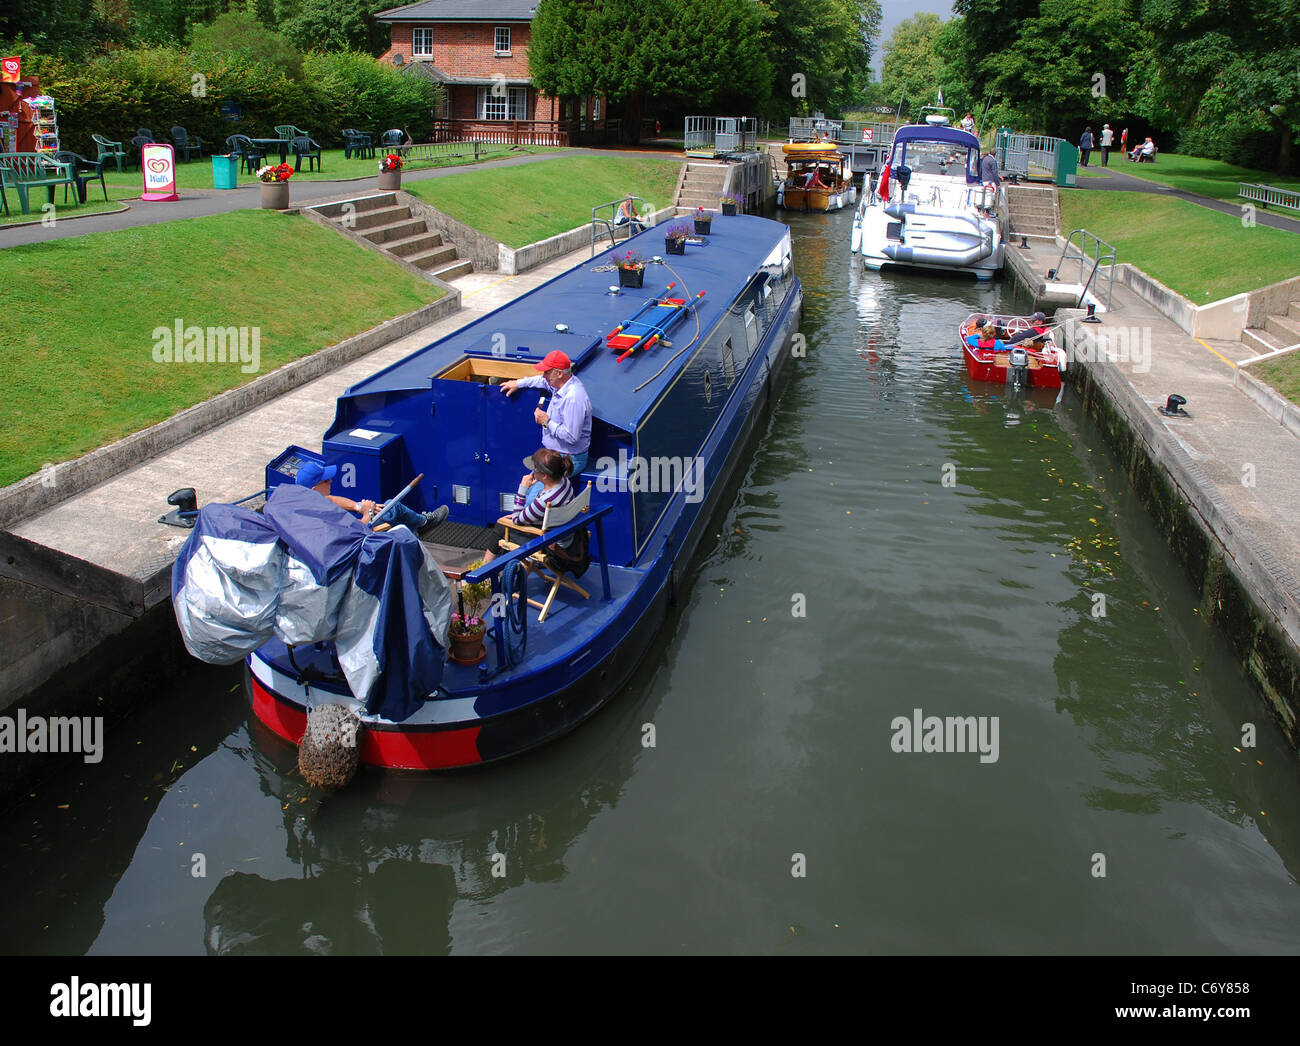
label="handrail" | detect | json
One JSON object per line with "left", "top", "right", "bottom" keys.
{"left": 1051, "top": 228, "right": 1117, "bottom": 312}
{"left": 591, "top": 195, "right": 648, "bottom": 256}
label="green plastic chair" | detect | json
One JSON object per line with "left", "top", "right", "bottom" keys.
{"left": 274, "top": 124, "right": 308, "bottom": 141}
{"left": 92, "top": 134, "right": 126, "bottom": 173}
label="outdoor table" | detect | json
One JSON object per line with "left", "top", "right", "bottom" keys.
{"left": 250, "top": 138, "right": 292, "bottom": 165}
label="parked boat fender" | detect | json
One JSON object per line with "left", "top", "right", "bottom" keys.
{"left": 850, "top": 219, "right": 862, "bottom": 255}
{"left": 882, "top": 229, "right": 993, "bottom": 266}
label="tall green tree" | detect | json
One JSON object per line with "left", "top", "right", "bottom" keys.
{"left": 880, "top": 12, "right": 972, "bottom": 116}
{"left": 529, "top": 0, "right": 774, "bottom": 141}
{"left": 758, "top": 0, "right": 881, "bottom": 120}
{"left": 284, "top": 0, "right": 390, "bottom": 55}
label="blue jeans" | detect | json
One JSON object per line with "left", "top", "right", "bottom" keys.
{"left": 570, "top": 451, "right": 588, "bottom": 475}
{"left": 373, "top": 500, "right": 424, "bottom": 530}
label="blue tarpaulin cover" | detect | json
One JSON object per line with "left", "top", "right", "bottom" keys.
{"left": 172, "top": 484, "right": 452, "bottom": 722}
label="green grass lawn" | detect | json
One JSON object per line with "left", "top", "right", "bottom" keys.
{"left": 1058, "top": 189, "right": 1300, "bottom": 301}
{"left": 1253, "top": 354, "right": 1300, "bottom": 407}
{"left": 403, "top": 154, "right": 683, "bottom": 247}
{"left": 0, "top": 191, "right": 133, "bottom": 227}
{"left": 0, "top": 211, "right": 443, "bottom": 486}
{"left": 1107, "top": 152, "right": 1300, "bottom": 206}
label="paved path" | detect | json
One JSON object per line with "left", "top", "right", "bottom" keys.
{"left": 1015, "top": 242, "right": 1300, "bottom": 576}
{"left": 8, "top": 243, "right": 596, "bottom": 593}
{"left": 0, "top": 146, "right": 679, "bottom": 248}
{"left": 1074, "top": 164, "right": 1300, "bottom": 234}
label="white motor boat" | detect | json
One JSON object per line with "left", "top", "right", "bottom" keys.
{"left": 851, "top": 111, "right": 1006, "bottom": 280}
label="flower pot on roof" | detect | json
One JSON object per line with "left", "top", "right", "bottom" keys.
{"left": 257, "top": 163, "right": 292, "bottom": 209}
{"left": 378, "top": 152, "right": 403, "bottom": 190}
{"left": 664, "top": 222, "right": 690, "bottom": 255}
{"left": 616, "top": 249, "right": 645, "bottom": 287}
{"left": 693, "top": 207, "right": 713, "bottom": 234}
{"left": 720, "top": 192, "right": 742, "bottom": 216}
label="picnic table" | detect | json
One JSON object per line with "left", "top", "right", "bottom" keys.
{"left": 250, "top": 138, "right": 293, "bottom": 165}
{"left": 0, "top": 152, "right": 79, "bottom": 215}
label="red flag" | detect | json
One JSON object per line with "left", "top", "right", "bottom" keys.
{"left": 877, "top": 163, "right": 890, "bottom": 200}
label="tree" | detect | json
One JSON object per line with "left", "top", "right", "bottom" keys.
{"left": 757, "top": 0, "right": 882, "bottom": 120}
{"left": 881, "top": 13, "right": 948, "bottom": 114}
{"left": 190, "top": 10, "right": 303, "bottom": 78}
{"left": 285, "top": 0, "right": 391, "bottom": 56}
{"left": 529, "top": 0, "right": 774, "bottom": 142}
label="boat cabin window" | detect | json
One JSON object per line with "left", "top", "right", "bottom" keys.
{"left": 722, "top": 338, "right": 736, "bottom": 387}
{"left": 435, "top": 357, "right": 539, "bottom": 384}
{"left": 897, "top": 140, "right": 974, "bottom": 178}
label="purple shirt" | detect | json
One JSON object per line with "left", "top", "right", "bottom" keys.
{"left": 517, "top": 373, "right": 592, "bottom": 458}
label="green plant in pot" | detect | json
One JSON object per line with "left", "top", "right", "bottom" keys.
{"left": 664, "top": 221, "right": 690, "bottom": 255}
{"left": 720, "top": 192, "right": 742, "bottom": 215}
{"left": 449, "top": 564, "right": 492, "bottom": 665}
{"left": 693, "top": 206, "right": 713, "bottom": 234}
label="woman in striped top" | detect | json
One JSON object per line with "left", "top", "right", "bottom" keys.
{"left": 482, "top": 447, "right": 575, "bottom": 562}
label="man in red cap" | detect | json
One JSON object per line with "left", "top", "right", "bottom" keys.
{"left": 501, "top": 349, "right": 593, "bottom": 474}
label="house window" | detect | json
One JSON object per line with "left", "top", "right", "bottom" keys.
{"left": 593, "top": 95, "right": 601, "bottom": 121}
{"left": 412, "top": 28, "right": 433, "bottom": 57}
{"left": 478, "top": 87, "right": 528, "bottom": 120}
{"left": 495, "top": 26, "right": 511, "bottom": 54}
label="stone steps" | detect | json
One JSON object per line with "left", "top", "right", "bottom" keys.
{"left": 310, "top": 192, "right": 473, "bottom": 284}
{"left": 1265, "top": 312, "right": 1300, "bottom": 342}
{"left": 1243, "top": 327, "right": 1287, "bottom": 356}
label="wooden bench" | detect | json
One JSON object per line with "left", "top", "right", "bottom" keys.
{"left": 1238, "top": 181, "right": 1300, "bottom": 211}
{"left": 0, "top": 152, "right": 79, "bottom": 215}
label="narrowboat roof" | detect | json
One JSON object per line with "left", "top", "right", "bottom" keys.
{"left": 343, "top": 214, "right": 792, "bottom": 435}
{"left": 893, "top": 124, "right": 980, "bottom": 149}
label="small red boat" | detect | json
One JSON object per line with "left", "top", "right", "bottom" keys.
{"left": 960, "top": 312, "right": 1065, "bottom": 389}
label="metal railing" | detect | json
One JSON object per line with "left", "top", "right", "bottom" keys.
{"left": 685, "top": 116, "right": 758, "bottom": 156}
{"left": 400, "top": 140, "right": 488, "bottom": 163}
{"left": 1238, "top": 182, "right": 1300, "bottom": 211}
{"left": 1051, "top": 229, "right": 1117, "bottom": 312}
{"left": 591, "top": 195, "right": 650, "bottom": 256}
{"left": 429, "top": 119, "right": 570, "bottom": 146}
{"left": 789, "top": 118, "right": 898, "bottom": 150}
{"left": 998, "top": 133, "right": 1063, "bottom": 180}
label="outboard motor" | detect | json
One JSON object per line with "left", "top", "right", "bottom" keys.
{"left": 1008, "top": 346, "right": 1030, "bottom": 390}
{"left": 896, "top": 164, "right": 912, "bottom": 196}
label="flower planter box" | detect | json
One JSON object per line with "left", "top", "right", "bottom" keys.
{"left": 378, "top": 169, "right": 401, "bottom": 190}
{"left": 694, "top": 219, "right": 712, "bottom": 235}
{"left": 665, "top": 238, "right": 686, "bottom": 255}
{"left": 618, "top": 266, "right": 646, "bottom": 288}
{"left": 721, "top": 202, "right": 738, "bottom": 216}
{"left": 260, "top": 181, "right": 289, "bottom": 210}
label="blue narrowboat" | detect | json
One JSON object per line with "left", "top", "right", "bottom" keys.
{"left": 244, "top": 214, "right": 802, "bottom": 768}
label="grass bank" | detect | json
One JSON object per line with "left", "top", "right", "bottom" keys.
{"left": 1253, "top": 354, "right": 1300, "bottom": 408}
{"left": 1057, "top": 190, "right": 1300, "bottom": 301}
{"left": 0, "top": 211, "right": 443, "bottom": 486}
{"left": 1105, "top": 153, "right": 1300, "bottom": 206}
{"left": 403, "top": 154, "right": 682, "bottom": 247}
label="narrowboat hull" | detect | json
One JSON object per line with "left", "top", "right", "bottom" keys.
{"left": 243, "top": 218, "right": 803, "bottom": 770}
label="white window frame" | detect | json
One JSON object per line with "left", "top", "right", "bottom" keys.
{"left": 495, "top": 26, "right": 511, "bottom": 55}
{"left": 478, "top": 87, "right": 528, "bottom": 121}
{"left": 593, "top": 95, "right": 601, "bottom": 121}
{"left": 411, "top": 27, "right": 433, "bottom": 58}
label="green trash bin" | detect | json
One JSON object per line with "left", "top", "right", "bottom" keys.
{"left": 1055, "top": 142, "right": 1079, "bottom": 187}
{"left": 212, "top": 154, "right": 238, "bottom": 190}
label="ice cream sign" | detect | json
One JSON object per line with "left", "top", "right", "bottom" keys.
{"left": 140, "top": 143, "right": 178, "bottom": 202}
{"left": 1, "top": 57, "right": 19, "bottom": 84}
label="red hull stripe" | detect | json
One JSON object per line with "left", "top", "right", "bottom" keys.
{"left": 249, "top": 677, "right": 483, "bottom": 770}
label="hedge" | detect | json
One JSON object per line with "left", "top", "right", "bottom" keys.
{"left": 10, "top": 46, "right": 443, "bottom": 157}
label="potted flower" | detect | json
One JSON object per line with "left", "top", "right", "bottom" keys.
{"left": 256, "top": 163, "right": 293, "bottom": 209}
{"left": 448, "top": 565, "right": 492, "bottom": 665}
{"left": 693, "top": 206, "right": 713, "bottom": 234}
{"left": 720, "top": 192, "right": 743, "bottom": 216}
{"left": 664, "top": 221, "right": 690, "bottom": 255}
{"left": 616, "top": 249, "right": 646, "bottom": 288}
{"left": 378, "top": 152, "right": 404, "bottom": 190}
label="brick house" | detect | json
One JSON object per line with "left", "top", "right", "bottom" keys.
{"left": 375, "top": 0, "right": 607, "bottom": 145}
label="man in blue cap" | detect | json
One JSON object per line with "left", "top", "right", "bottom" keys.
{"left": 296, "top": 460, "right": 448, "bottom": 535}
